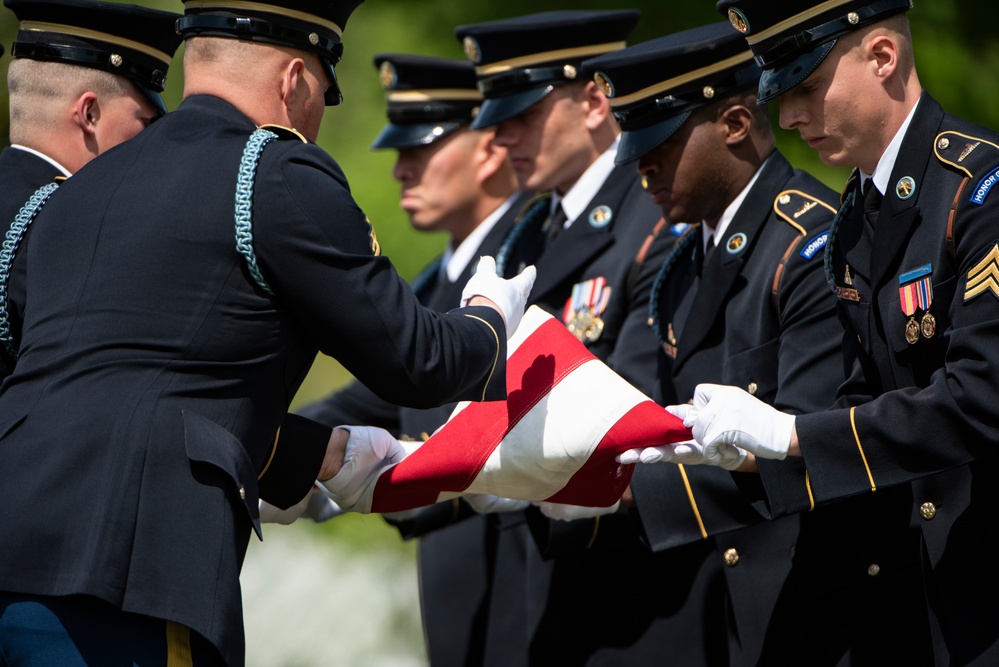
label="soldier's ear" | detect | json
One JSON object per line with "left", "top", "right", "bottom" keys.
{"left": 720, "top": 104, "right": 753, "bottom": 147}
{"left": 866, "top": 32, "right": 900, "bottom": 81}
{"left": 474, "top": 131, "right": 508, "bottom": 185}
{"left": 281, "top": 57, "right": 307, "bottom": 110}
{"left": 73, "top": 91, "right": 100, "bottom": 138}
{"left": 581, "top": 80, "right": 611, "bottom": 131}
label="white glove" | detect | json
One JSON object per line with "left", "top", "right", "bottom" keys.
{"left": 464, "top": 493, "right": 531, "bottom": 514}
{"left": 534, "top": 499, "right": 621, "bottom": 522}
{"left": 301, "top": 484, "right": 344, "bottom": 522}
{"left": 321, "top": 426, "right": 408, "bottom": 513}
{"left": 259, "top": 495, "right": 311, "bottom": 525}
{"left": 259, "top": 482, "right": 344, "bottom": 525}
{"left": 616, "top": 438, "right": 747, "bottom": 471}
{"left": 685, "top": 384, "right": 795, "bottom": 461}
{"left": 460, "top": 255, "right": 536, "bottom": 338}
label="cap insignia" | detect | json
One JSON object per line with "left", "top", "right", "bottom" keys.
{"left": 110, "top": 53, "right": 123, "bottom": 67}
{"left": 379, "top": 61, "right": 397, "bottom": 90}
{"left": 594, "top": 71, "right": 614, "bottom": 97}
{"left": 563, "top": 64, "right": 577, "bottom": 80}
{"left": 847, "top": 12, "right": 860, "bottom": 25}
{"left": 703, "top": 86, "right": 715, "bottom": 99}
{"left": 896, "top": 176, "right": 916, "bottom": 200}
{"left": 308, "top": 32, "right": 320, "bottom": 46}
{"left": 463, "top": 36, "right": 481, "bottom": 64}
{"left": 728, "top": 8, "right": 750, "bottom": 34}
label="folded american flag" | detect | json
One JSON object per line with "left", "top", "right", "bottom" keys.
{"left": 364, "top": 306, "right": 691, "bottom": 513}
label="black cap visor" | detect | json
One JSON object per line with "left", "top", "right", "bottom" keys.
{"left": 371, "top": 121, "right": 463, "bottom": 149}
{"left": 321, "top": 58, "right": 343, "bottom": 106}
{"left": 616, "top": 112, "right": 691, "bottom": 164}
{"left": 758, "top": 40, "right": 835, "bottom": 103}
{"left": 470, "top": 85, "right": 554, "bottom": 129}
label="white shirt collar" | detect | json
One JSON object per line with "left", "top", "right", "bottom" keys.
{"left": 442, "top": 193, "right": 518, "bottom": 283}
{"left": 704, "top": 154, "right": 770, "bottom": 252}
{"left": 862, "top": 98, "right": 920, "bottom": 196}
{"left": 11, "top": 145, "right": 72, "bottom": 177}
{"left": 552, "top": 136, "right": 620, "bottom": 230}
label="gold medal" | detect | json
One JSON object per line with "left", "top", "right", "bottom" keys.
{"left": 921, "top": 311, "right": 936, "bottom": 339}
{"left": 905, "top": 317, "right": 920, "bottom": 345}
{"left": 584, "top": 316, "right": 605, "bottom": 342}
{"left": 570, "top": 309, "right": 593, "bottom": 342}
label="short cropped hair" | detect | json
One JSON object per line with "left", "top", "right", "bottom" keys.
{"left": 8, "top": 58, "right": 133, "bottom": 142}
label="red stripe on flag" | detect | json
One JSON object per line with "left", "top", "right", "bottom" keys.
{"left": 544, "top": 400, "right": 689, "bottom": 507}
{"left": 369, "top": 317, "right": 595, "bottom": 513}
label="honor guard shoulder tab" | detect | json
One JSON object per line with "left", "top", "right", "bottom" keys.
{"left": 257, "top": 124, "right": 308, "bottom": 142}
{"left": 773, "top": 189, "right": 838, "bottom": 235}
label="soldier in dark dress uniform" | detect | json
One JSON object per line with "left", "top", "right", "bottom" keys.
{"left": 0, "top": 2, "right": 535, "bottom": 664}
{"left": 0, "top": 0, "right": 182, "bottom": 379}
{"left": 294, "top": 52, "right": 529, "bottom": 667}
{"left": 586, "top": 22, "right": 929, "bottom": 666}
{"left": 687, "top": 1, "right": 999, "bottom": 663}
{"left": 451, "top": 11, "right": 673, "bottom": 665}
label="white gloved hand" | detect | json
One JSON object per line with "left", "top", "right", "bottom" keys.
{"left": 534, "top": 499, "right": 621, "bottom": 522}
{"left": 258, "top": 482, "right": 344, "bottom": 525}
{"left": 259, "top": 494, "right": 311, "bottom": 525}
{"left": 616, "top": 438, "right": 747, "bottom": 471}
{"left": 460, "top": 256, "right": 536, "bottom": 338}
{"left": 464, "top": 493, "right": 531, "bottom": 514}
{"left": 301, "top": 484, "right": 344, "bottom": 522}
{"left": 321, "top": 426, "right": 408, "bottom": 513}
{"left": 686, "top": 384, "right": 794, "bottom": 461}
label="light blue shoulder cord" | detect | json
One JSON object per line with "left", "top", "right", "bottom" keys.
{"left": 823, "top": 190, "right": 855, "bottom": 291}
{"left": 235, "top": 128, "right": 280, "bottom": 295}
{"left": 647, "top": 226, "right": 700, "bottom": 346}
{"left": 0, "top": 181, "right": 60, "bottom": 359}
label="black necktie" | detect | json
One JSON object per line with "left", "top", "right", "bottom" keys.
{"left": 545, "top": 203, "right": 568, "bottom": 246}
{"left": 704, "top": 234, "right": 716, "bottom": 265}
{"left": 862, "top": 179, "right": 883, "bottom": 227}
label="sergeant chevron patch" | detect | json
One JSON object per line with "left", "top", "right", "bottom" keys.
{"left": 964, "top": 244, "right": 999, "bottom": 302}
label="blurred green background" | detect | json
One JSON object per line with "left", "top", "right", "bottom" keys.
{"left": 2, "top": 2, "right": 998, "bottom": 663}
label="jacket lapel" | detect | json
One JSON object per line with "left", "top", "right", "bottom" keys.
{"left": 869, "top": 94, "right": 944, "bottom": 290}
{"left": 528, "top": 165, "right": 633, "bottom": 302}
{"left": 674, "top": 154, "right": 793, "bottom": 368}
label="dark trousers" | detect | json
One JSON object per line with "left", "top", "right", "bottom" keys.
{"left": 0, "top": 593, "right": 222, "bottom": 667}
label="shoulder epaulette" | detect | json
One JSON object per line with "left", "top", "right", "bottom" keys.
{"left": 934, "top": 130, "right": 999, "bottom": 179}
{"left": 773, "top": 189, "right": 837, "bottom": 235}
{"left": 934, "top": 130, "right": 999, "bottom": 249}
{"left": 257, "top": 124, "right": 308, "bottom": 143}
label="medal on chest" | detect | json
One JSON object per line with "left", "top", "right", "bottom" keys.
{"left": 563, "top": 277, "right": 611, "bottom": 343}
{"left": 898, "top": 264, "right": 935, "bottom": 344}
